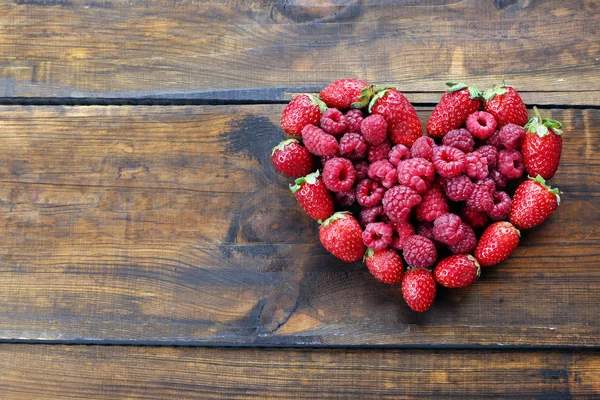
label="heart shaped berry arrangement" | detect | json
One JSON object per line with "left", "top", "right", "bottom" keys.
{"left": 272, "top": 79, "right": 563, "bottom": 312}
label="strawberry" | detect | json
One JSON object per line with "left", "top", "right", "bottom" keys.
{"left": 290, "top": 171, "right": 334, "bottom": 221}
{"left": 434, "top": 254, "right": 480, "bottom": 288}
{"left": 426, "top": 82, "right": 482, "bottom": 138}
{"left": 319, "top": 212, "right": 366, "bottom": 263}
{"left": 319, "top": 79, "right": 373, "bottom": 110}
{"left": 522, "top": 107, "right": 563, "bottom": 179}
{"left": 272, "top": 139, "right": 314, "bottom": 178}
{"left": 483, "top": 82, "right": 528, "bottom": 126}
{"left": 369, "top": 87, "right": 423, "bottom": 147}
{"left": 401, "top": 268, "right": 436, "bottom": 312}
{"left": 474, "top": 221, "right": 520, "bottom": 267}
{"left": 509, "top": 175, "right": 561, "bottom": 230}
{"left": 364, "top": 248, "right": 404, "bottom": 284}
{"left": 281, "top": 94, "right": 327, "bottom": 136}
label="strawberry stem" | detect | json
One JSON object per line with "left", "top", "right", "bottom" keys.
{"left": 530, "top": 175, "right": 562, "bottom": 205}
{"left": 271, "top": 138, "right": 298, "bottom": 156}
{"left": 289, "top": 170, "right": 320, "bottom": 194}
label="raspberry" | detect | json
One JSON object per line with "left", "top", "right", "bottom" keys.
{"left": 448, "top": 223, "right": 477, "bottom": 254}
{"left": 382, "top": 185, "right": 422, "bottom": 223}
{"left": 390, "top": 220, "right": 415, "bottom": 251}
{"left": 489, "top": 169, "right": 508, "bottom": 189}
{"left": 368, "top": 160, "right": 397, "bottom": 189}
{"left": 320, "top": 108, "right": 348, "bottom": 136}
{"left": 442, "top": 175, "right": 475, "bottom": 202}
{"left": 339, "top": 132, "right": 368, "bottom": 160}
{"left": 388, "top": 144, "right": 411, "bottom": 166}
{"left": 498, "top": 123, "right": 525, "bottom": 150}
{"left": 465, "top": 151, "right": 489, "bottom": 180}
{"left": 417, "top": 221, "right": 444, "bottom": 249}
{"left": 461, "top": 205, "right": 489, "bottom": 229}
{"left": 353, "top": 160, "right": 369, "bottom": 181}
{"left": 484, "top": 130, "right": 504, "bottom": 150}
{"left": 466, "top": 180, "right": 495, "bottom": 212}
{"left": 361, "top": 114, "right": 388, "bottom": 145}
{"left": 432, "top": 145, "right": 466, "bottom": 178}
{"left": 475, "top": 145, "right": 498, "bottom": 169}
{"left": 466, "top": 111, "right": 497, "bottom": 140}
{"left": 488, "top": 190, "right": 512, "bottom": 220}
{"left": 302, "top": 125, "right": 339, "bottom": 156}
{"left": 415, "top": 183, "right": 449, "bottom": 221}
{"left": 476, "top": 178, "right": 496, "bottom": 195}
{"left": 356, "top": 179, "right": 386, "bottom": 207}
{"left": 367, "top": 140, "right": 392, "bottom": 163}
{"left": 335, "top": 189, "right": 356, "bottom": 208}
{"left": 362, "top": 222, "right": 394, "bottom": 251}
{"left": 410, "top": 136, "right": 436, "bottom": 161}
{"left": 498, "top": 149, "right": 524, "bottom": 179}
{"left": 433, "top": 213, "right": 465, "bottom": 245}
{"left": 397, "top": 158, "right": 435, "bottom": 194}
{"left": 322, "top": 157, "right": 356, "bottom": 192}
{"left": 345, "top": 109, "right": 364, "bottom": 133}
{"left": 442, "top": 129, "right": 474, "bottom": 153}
{"left": 403, "top": 235, "right": 437, "bottom": 269}
{"left": 320, "top": 153, "right": 337, "bottom": 166}
{"left": 360, "top": 205, "right": 390, "bottom": 227}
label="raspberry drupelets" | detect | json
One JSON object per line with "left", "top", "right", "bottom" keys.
{"left": 367, "top": 140, "right": 392, "bottom": 163}
{"left": 302, "top": 124, "right": 338, "bottom": 156}
{"left": 360, "top": 205, "right": 389, "bottom": 227}
{"left": 403, "top": 235, "right": 437, "bottom": 269}
{"left": 498, "top": 149, "right": 524, "bottom": 179}
{"left": 382, "top": 185, "right": 422, "bottom": 223}
{"left": 356, "top": 179, "right": 386, "bottom": 207}
{"left": 391, "top": 220, "right": 415, "bottom": 250}
{"left": 320, "top": 108, "right": 348, "bottom": 136}
{"left": 443, "top": 175, "right": 474, "bottom": 202}
{"left": 368, "top": 160, "right": 397, "bottom": 188}
{"left": 465, "top": 151, "right": 489, "bottom": 180}
{"left": 388, "top": 144, "right": 411, "bottom": 166}
{"left": 442, "top": 129, "right": 474, "bottom": 153}
{"left": 433, "top": 213, "right": 465, "bottom": 246}
{"left": 345, "top": 109, "right": 364, "bottom": 133}
{"left": 415, "top": 183, "right": 449, "bottom": 222}
{"left": 323, "top": 157, "right": 356, "bottom": 192}
{"left": 362, "top": 222, "right": 393, "bottom": 251}
{"left": 410, "top": 136, "right": 435, "bottom": 161}
{"left": 397, "top": 158, "right": 435, "bottom": 194}
{"left": 339, "top": 132, "right": 368, "bottom": 160}
{"left": 466, "top": 111, "right": 497, "bottom": 140}
{"left": 432, "top": 146, "right": 466, "bottom": 178}
{"left": 361, "top": 114, "right": 388, "bottom": 145}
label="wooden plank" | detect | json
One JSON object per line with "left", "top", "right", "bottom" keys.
{"left": 0, "top": 345, "right": 599, "bottom": 399}
{"left": 0, "top": 0, "right": 598, "bottom": 104}
{"left": 0, "top": 105, "right": 598, "bottom": 346}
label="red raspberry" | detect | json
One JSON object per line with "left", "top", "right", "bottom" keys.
{"left": 339, "top": 132, "right": 367, "bottom": 160}
{"left": 466, "top": 111, "right": 497, "bottom": 140}
{"left": 410, "top": 136, "right": 435, "bottom": 161}
{"left": 415, "top": 183, "right": 449, "bottom": 222}
{"left": 360, "top": 205, "right": 390, "bottom": 227}
{"left": 397, "top": 158, "right": 435, "bottom": 194}
{"left": 432, "top": 145, "right": 466, "bottom": 178}
{"left": 320, "top": 108, "right": 348, "bottom": 136}
{"left": 433, "top": 213, "right": 465, "bottom": 245}
{"left": 466, "top": 181, "right": 495, "bottom": 212}
{"left": 345, "top": 109, "right": 364, "bottom": 133}
{"left": 368, "top": 160, "right": 397, "bottom": 189}
{"left": 484, "top": 129, "right": 504, "bottom": 150}
{"left": 353, "top": 160, "right": 369, "bottom": 181}
{"left": 322, "top": 157, "right": 356, "bottom": 192}
{"left": 498, "top": 123, "right": 525, "bottom": 150}
{"left": 367, "top": 140, "right": 392, "bottom": 163}
{"left": 465, "top": 151, "right": 489, "bottom": 180}
{"left": 388, "top": 144, "right": 411, "bottom": 167}
{"left": 489, "top": 169, "right": 508, "bottom": 189}
{"left": 362, "top": 222, "right": 394, "bottom": 251}
{"left": 356, "top": 179, "right": 386, "bottom": 207}
{"left": 417, "top": 221, "right": 444, "bottom": 249}
{"left": 320, "top": 153, "right": 338, "bottom": 166}
{"left": 442, "top": 175, "right": 475, "bottom": 201}
{"left": 390, "top": 220, "right": 415, "bottom": 250}
{"left": 488, "top": 190, "right": 512, "bottom": 220}
{"left": 476, "top": 178, "right": 496, "bottom": 195}
{"left": 302, "top": 124, "right": 338, "bottom": 156}
{"left": 442, "top": 128, "right": 474, "bottom": 153}
{"left": 335, "top": 189, "right": 356, "bottom": 208}
{"left": 498, "top": 149, "right": 524, "bottom": 179}
{"left": 461, "top": 205, "right": 489, "bottom": 229}
{"left": 475, "top": 145, "right": 498, "bottom": 169}
{"left": 448, "top": 223, "right": 477, "bottom": 254}
{"left": 360, "top": 114, "right": 388, "bottom": 145}
{"left": 382, "top": 185, "right": 422, "bottom": 223}
{"left": 403, "top": 235, "right": 437, "bottom": 269}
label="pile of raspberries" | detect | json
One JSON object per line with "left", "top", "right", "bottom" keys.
{"left": 272, "top": 79, "right": 563, "bottom": 312}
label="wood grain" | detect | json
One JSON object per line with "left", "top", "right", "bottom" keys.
{"left": 0, "top": 345, "right": 599, "bottom": 399}
{"left": 0, "top": 0, "right": 598, "bottom": 103}
{"left": 0, "top": 105, "right": 598, "bottom": 346}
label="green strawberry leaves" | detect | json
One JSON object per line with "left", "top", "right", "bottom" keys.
{"left": 352, "top": 85, "right": 375, "bottom": 109}
{"left": 271, "top": 138, "right": 298, "bottom": 156}
{"left": 446, "top": 82, "right": 482, "bottom": 99}
{"left": 530, "top": 175, "right": 562, "bottom": 205}
{"left": 482, "top": 85, "right": 507, "bottom": 102}
{"left": 307, "top": 94, "right": 328, "bottom": 113}
{"left": 319, "top": 211, "right": 349, "bottom": 228}
{"left": 524, "top": 107, "right": 564, "bottom": 137}
{"left": 290, "top": 170, "right": 320, "bottom": 194}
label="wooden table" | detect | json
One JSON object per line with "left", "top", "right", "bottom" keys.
{"left": 0, "top": 0, "right": 599, "bottom": 398}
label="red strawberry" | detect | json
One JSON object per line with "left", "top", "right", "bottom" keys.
{"left": 483, "top": 83, "right": 528, "bottom": 126}
{"left": 426, "top": 82, "right": 482, "bottom": 138}
{"left": 364, "top": 248, "right": 404, "bottom": 284}
{"left": 320, "top": 79, "right": 373, "bottom": 110}
{"left": 319, "top": 212, "right": 366, "bottom": 263}
{"left": 272, "top": 139, "right": 314, "bottom": 178}
{"left": 434, "top": 254, "right": 480, "bottom": 288}
{"left": 281, "top": 94, "right": 327, "bottom": 136}
{"left": 509, "top": 175, "right": 561, "bottom": 230}
{"left": 474, "top": 221, "right": 520, "bottom": 267}
{"left": 522, "top": 107, "right": 563, "bottom": 179}
{"left": 401, "top": 268, "right": 436, "bottom": 312}
{"left": 290, "top": 171, "right": 334, "bottom": 221}
{"left": 369, "top": 88, "right": 423, "bottom": 147}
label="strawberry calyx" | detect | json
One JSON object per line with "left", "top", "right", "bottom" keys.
{"left": 271, "top": 138, "right": 298, "bottom": 156}
{"left": 466, "top": 254, "right": 481, "bottom": 278}
{"left": 367, "top": 86, "right": 395, "bottom": 113}
{"left": 524, "top": 106, "right": 563, "bottom": 137}
{"left": 529, "top": 175, "right": 562, "bottom": 205}
{"left": 363, "top": 248, "right": 375, "bottom": 262}
{"left": 482, "top": 85, "right": 508, "bottom": 102}
{"left": 306, "top": 94, "right": 328, "bottom": 113}
{"left": 352, "top": 85, "right": 375, "bottom": 109}
{"left": 319, "top": 211, "right": 349, "bottom": 227}
{"left": 445, "top": 82, "right": 482, "bottom": 99}
{"left": 289, "top": 170, "right": 320, "bottom": 194}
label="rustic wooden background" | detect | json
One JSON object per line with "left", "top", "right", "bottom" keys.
{"left": 0, "top": 0, "right": 598, "bottom": 398}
